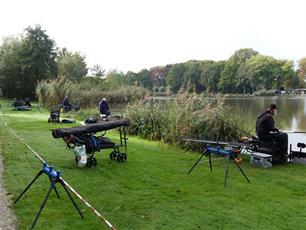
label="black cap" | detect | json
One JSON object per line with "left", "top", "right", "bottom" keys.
{"left": 268, "top": 104, "right": 277, "bottom": 109}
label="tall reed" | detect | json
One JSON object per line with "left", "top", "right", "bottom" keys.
{"left": 125, "top": 92, "right": 250, "bottom": 147}
{"left": 36, "top": 77, "right": 149, "bottom": 108}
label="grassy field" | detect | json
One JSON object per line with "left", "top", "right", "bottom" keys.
{"left": 1, "top": 101, "right": 306, "bottom": 230}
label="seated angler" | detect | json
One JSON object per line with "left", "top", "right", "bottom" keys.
{"left": 24, "top": 98, "right": 32, "bottom": 107}
{"left": 62, "top": 96, "right": 72, "bottom": 112}
{"left": 99, "top": 98, "right": 111, "bottom": 118}
{"left": 255, "top": 104, "right": 288, "bottom": 163}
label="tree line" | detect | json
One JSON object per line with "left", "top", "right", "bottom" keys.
{"left": 0, "top": 25, "right": 87, "bottom": 98}
{"left": 1, "top": 25, "right": 306, "bottom": 99}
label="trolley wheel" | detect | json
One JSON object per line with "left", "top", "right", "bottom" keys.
{"left": 75, "top": 156, "right": 78, "bottom": 163}
{"left": 117, "top": 153, "right": 124, "bottom": 162}
{"left": 110, "top": 152, "right": 117, "bottom": 160}
{"left": 122, "top": 153, "right": 127, "bottom": 161}
{"left": 86, "top": 158, "right": 93, "bottom": 167}
{"left": 92, "top": 157, "right": 97, "bottom": 167}
{"left": 48, "top": 118, "right": 51, "bottom": 123}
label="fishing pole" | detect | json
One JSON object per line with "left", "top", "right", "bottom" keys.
{"left": 182, "top": 138, "right": 238, "bottom": 147}
{"left": 282, "top": 130, "right": 306, "bottom": 134}
{"left": 215, "top": 116, "right": 256, "bottom": 138}
{"left": 0, "top": 108, "right": 116, "bottom": 230}
{"left": 182, "top": 137, "right": 258, "bottom": 152}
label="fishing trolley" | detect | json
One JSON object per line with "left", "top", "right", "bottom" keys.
{"left": 52, "top": 119, "right": 130, "bottom": 167}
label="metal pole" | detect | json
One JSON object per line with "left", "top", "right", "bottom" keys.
{"left": 31, "top": 182, "right": 55, "bottom": 229}
{"left": 187, "top": 149, "right": 208, "bottom": 175}
{"left": 14, "top": 171, "right": 43, "bottom": 204}
{"left": 60, "top": 179, "right": 84, "bottom": 218}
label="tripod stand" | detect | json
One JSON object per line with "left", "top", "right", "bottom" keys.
{"left": 187, "top": 145, "right": 250, "bottom": 187}
{"left": 14, "top": 163, "right": 84, "bottom": 229}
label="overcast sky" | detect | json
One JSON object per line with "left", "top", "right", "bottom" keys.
{"left": 1, "top": 0, "right": 306, "bottom": 73}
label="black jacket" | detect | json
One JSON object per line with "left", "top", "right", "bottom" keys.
{"left": 63, "top": 98, "right": 70, "bottom": 106}
{"left": 256, "top": 110, "right": 278, "bottom": 138}
{"left": 99, "top": 101, "right": 110, "bottom": 115}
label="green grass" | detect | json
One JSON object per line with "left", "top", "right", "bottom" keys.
{"left": 1, "top": 101, "right": 306, "bottom": 229}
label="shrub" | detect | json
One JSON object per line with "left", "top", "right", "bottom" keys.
{"left": 254, "top": 89, "right": 276, "bottom": 96}
{"left": 125, "top": 92, "right": 250, "bottom": 147}
{"left": 36, "top": 77, "right": 150, "bottom": 108}
{"left": 36, "top": 76, "right": 78, "bottom": 107}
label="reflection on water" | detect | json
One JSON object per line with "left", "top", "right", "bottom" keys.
{"left": 224, "top": 96, "right": 306, "bottom": 150}
{"left": 224, "top": 96, "right": 306, "bottom": 131}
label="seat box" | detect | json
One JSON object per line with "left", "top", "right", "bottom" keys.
{"left": 250, "top": 152, "right": 272, "bottom": 168}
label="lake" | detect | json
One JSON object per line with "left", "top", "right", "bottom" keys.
{"left": 118, "top": 95, "right": 306, "bottom": 151}
{"left": 224, "top": 96, "right": 306, "bottom": 151}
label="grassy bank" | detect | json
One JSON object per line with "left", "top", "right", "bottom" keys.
{"left": 1, "top": 102, "right": 306, "bottom": 229}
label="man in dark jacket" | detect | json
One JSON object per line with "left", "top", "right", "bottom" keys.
{"left": 24, "top": 98, "right": 32, "bottom": 107}
{"left": 62, "top": 96, "right": 72, "bottom": 112}
{"left": 256, "top": 104, "right": 288, "bottom": 163}
{"left": 99, "top": 98, "right": 111, "bottom": 116}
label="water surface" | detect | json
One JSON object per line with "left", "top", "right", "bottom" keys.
{"left": 224, "top": 96, "right": 306, "bottom": 151}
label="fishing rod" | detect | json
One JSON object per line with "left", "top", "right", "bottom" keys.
{"left": 183, "top": 138, "right": 239, "bottom": 147}
{"left": 282, "top": 130, "right": 306, "bottom": 134}
{"left": 183, "top": 137, "right": 258, "bottom": 151}
{"left": 215, "top": 116, "right": 256, "bottom": 138}
{"left": 0, "top": 108, "right": 116, "bottom": 230}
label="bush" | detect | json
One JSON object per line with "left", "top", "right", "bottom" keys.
{"left": 125, "top": 91, "right": 250, "bottom": 147}
{"left": 254, "top": 89, "right": 276, "bottom": 96}
{"left": 36, "top": 77, "right": 150, "bottom": 108}
{"left": 36, "top": 76, "right": 78, "bottom": 107}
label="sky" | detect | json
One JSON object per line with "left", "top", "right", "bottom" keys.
{"left": 1, "top": 0, "right": 306, "bottom": 73}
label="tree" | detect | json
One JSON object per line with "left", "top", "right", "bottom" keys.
{"left": 243, "top": 55, "right": 278, "bottom": 91}
{"left": 20, "top": 25, "right": 58, "bottom": 97}
{"left": 199, "top": 61, "right": 224, "bottom": 93}
{"left": 218, "top": 48, "right": 259, "bottom": 93}
{"left": 135, "top": 69, "right": 153, "bottom": 89}
{"left": 298, "top": 57, "right": 306, "bottom": 82}
{"left": 103, "top": 69, "right": 127, "bottom": 89}
{"left": 182, "top": 61, "right": 202, "bottom": 92}
{"left": 148, "top": 65, "right": 171, "bottom": 88}
{"left": 236, "top": 62, "right": 254, "bottom": 94}
{"left": 165, "top": 64, "right": 186, "bottom": 93}
{"left": 126, "top": 71, "right": 138, "bottom": 85}
{"left": 0, "top": 25, "right": 58, "bottom": 98}
{"left": 57, "top": 48, "right": 88, "bottom": 81}
{"left": 236, "top": 55, "right": 299, "bottom": 92}
{"left": 0, "top": 36, "right": 22, "bottom": 97}
{"left": 281, "top": 60, "right": 300, "bottom": 89}
{"left": 91, "top": 64, "right": 105, "bottom": 78}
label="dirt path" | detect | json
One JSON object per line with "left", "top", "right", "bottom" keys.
{"left": 0, "top": 151, "right": 17, "bottom": 230}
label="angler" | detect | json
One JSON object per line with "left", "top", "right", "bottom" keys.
{"left": 255, "top": 104, "right": 288, "bottom": 164}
